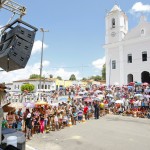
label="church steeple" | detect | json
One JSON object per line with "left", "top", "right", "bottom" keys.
{"left": 105, "top": 5, "right": 128, "bottom": 44}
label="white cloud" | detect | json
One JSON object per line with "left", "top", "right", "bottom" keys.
{"left": 92, "top": 57, "right": 105, "bottom": 70}
{"left": 0, "top": 61, "right": 81, "bottom": 83}
{"left": 0, "top": 60, "right": 51, "bottom": 83}
{"left": 131, "top": 2, "right": 150, "bottom": 13}
{"left": 52, "top": 68, "right": 80, "bottom": 80}
{"left": 32, "top": 40, "right": 48, "bottom": 55}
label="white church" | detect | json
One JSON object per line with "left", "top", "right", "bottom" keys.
{"left": 104, "top": 5, "right": 150, "bottom": 86}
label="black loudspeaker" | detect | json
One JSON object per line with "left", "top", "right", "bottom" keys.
{"left": 1, "top": 25, "right": 36, "bottom": 44}
{"left": 0, "top": 19, "right": 38, "bottom": 72}
{"left": 4, "top": 145, "right": 20, "bottom": 150}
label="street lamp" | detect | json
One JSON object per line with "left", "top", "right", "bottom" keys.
{"left": 39, "top": 28, "right": 49, "bottom": 100}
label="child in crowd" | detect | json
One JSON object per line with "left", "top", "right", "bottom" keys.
{"left": 17, "top": 118, "right": 22, "bottom": 131}
{"left": 62, "top": 113, "right": 68, "bottom": 127}
{"left": 54, "top": 114, "right": 59, "bottom": 130}
{"left": 78, "top": 108, "right": 83, "bottom": 123}
{"left": 34, "top": 118, "right": 40, "bottom": 134}
{"left": 72, "top": 109, "right": 77, "bottom": 125}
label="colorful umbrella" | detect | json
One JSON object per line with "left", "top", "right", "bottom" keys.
{"left": 23, "top": 102, "right": 35, "bottom": 108}
{"left": 35, "top": 100, "right": 48, "bottom": 106}
{"left": 74, "top": 95, "right": 82, "bottom": 100}
{"left": 142, "top": 82, "right": 149, "bottom": 86}
{"left": 84, "top": 98, "right": 93, "bottom": 103}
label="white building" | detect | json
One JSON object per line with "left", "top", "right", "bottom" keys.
{"left": 104, "top": 5, "right": 150, "bottom": 86}
{"left": 5, "top": 79, "right": 56, "bottom": 94}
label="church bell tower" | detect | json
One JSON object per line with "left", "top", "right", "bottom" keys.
{"left": 105, "top": 5, "right": 128, "bottom": 44}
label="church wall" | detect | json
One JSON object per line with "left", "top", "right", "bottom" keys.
{"left": 106, "top": 47, "right": 120, "bottom": 85}
{"left": 123, "top": 40, "right": 150, "bottom": 84}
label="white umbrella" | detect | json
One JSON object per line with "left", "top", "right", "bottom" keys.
{"left": 94, "top": 90, "right": 103, "bottom": 94}
{"left": 106, "top": 94, "right": 113, "bottom": 98}
{"left": 78, "top": 92, "right": 84, "bottom": 95}
{"left": 115, "top": 100, "right": 124, "bottom": 104}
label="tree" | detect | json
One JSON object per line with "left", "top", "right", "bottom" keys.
{"left": 69, "top": 74, "right": 76, "bottom": 81}
{"left": 102, "top": 64, "right": 106, "bottom": 80}
{"left": 57, "top": 76, "right": 62, "bottom": 80}
{"left": 49, "top": 74, "right": 53, "bottom": 78}
{"left": 89, "top": 75, "right": 102, "bottom": 81}
{"left": 29, "top": 74, "right": 40, "bottom": 79}
{"left": 29, "top": 74, "right": 44, "bottom": 79}
{"left": 21, "top": 83, "right": 35, "bottom": 92}
{"left": 82, "top": 77, "right": 87, "bottom": 81}
{"left": 94, "top": 75, "right": 102, "bottom": 81}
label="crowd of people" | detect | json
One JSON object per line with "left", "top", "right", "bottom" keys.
{"left": 2, "top": 82, "right": 150, "bottom": 141}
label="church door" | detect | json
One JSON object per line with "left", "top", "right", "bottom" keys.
{"left": 141, "top": 71, "right": 150, "bottom": 83}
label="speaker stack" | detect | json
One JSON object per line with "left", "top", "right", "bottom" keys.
{"left": 0, "top": 19, "right": 38, "bottom": 72}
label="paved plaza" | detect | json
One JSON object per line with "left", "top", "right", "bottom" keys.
{"left": 26, "top": 115, "right": 150, "bottom": 150}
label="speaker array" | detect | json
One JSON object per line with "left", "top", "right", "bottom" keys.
{"left": 0, "top": 19, "right": 38, "bottom": 72}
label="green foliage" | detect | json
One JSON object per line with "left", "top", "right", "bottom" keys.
{"left": 82, "top": 77, "right": 87, "bottom": 81}
{"left": 49, "top": 74, "right": 53, "bottom": 78}
{"left": 90, "top": 75, "right": 102, "bottom": 81}
{"left": 102, "top": 64, "right": 106, "bottom": 80}
{"left": 29, "top": 74, "right": 44, "bottom": 79}
{"left": 21, "top": 83, "right": 35, "bottom": 92}
{"left": 57, "top": 76, "right": 62, "bottom": 80}
{"left": 69, "top": 74, "right": 76, "bottom": 81}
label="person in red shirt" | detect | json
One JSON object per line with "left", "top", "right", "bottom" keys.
{"left": 83, "top": 104, "right": 89, "bottom": 120}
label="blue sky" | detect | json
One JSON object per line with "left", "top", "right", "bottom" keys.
{"left": 0, "top": 0, "right": 150, "bottom": 82}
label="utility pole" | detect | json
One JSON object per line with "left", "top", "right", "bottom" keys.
{"left": 39, "top": 28, "right": 49, "bottom": 100}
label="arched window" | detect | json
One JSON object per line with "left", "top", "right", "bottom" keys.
{"left": 127, "top": 74, "right": 133, "bottom": 83}
{"left": 112, "top": 18, "right": 115, "bottom": 28}
{"left": 141, "top": 71, "right": 150, "bottom": 83}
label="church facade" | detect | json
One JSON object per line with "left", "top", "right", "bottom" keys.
{"left": 104, "top": 5, "right": 150, "bottom": 86}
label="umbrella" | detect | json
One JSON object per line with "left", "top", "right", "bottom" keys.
{"left": 128, "top": 82, "right": 135, "bottom": 86}
{"left": 74, "top": 95, "right": 82, "bottom": 100}
{"left": 106, "top": 88, "right": 112, "bottom": 91}
{"left": 35, "top": 100, "right": 48, "bottom": 106}
{"left": 134, "top": 94, "right": 143, "bottom": 97}
{"left": 115, "top": 100, "right": 124, "bottom": 104}
{"left": 23, "top": 102, "right": 35, "bottom": 108}
{"left": 142, "top": 82, "right": 149, "bottom": 86}
{"left": 84, "top": 98, "right": 93, "bottom": 103}
{"left": 93, "top": 97, "right": 102, "bottom": 101}
{"left": 9, "top": 102, "right": 24, "bottom": 109}
{"left": 135, "top": 82, "right": 142, "bottom": 86}
{"left": 2, "top": 103, "right": 15, "bottom": 112}
{"left": 106, "top": 94, "right": 113, "bottom": 98}
{"left": 50, "top": 103, "right": 58, "bottom": 108}
{"left": 58, "top": 97, "right": 68, "bottom": 102}
{"left": 94, "top": 90, "right": 103, "bottom": 94}
{"left": 97, "top": 95, "right": 104, "bottom": 100}
{"left": 110, "top": 99, "right": 115, "bottom": 103}
{"left": 127, "top": 86, "right": 133, "bottom": 89}
{"left": 78, "top": 92, "right": 84, "bottom": 95}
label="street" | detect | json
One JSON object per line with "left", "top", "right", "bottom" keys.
{"left": 26, "top": 115, "right": 150, "bottom": 150}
